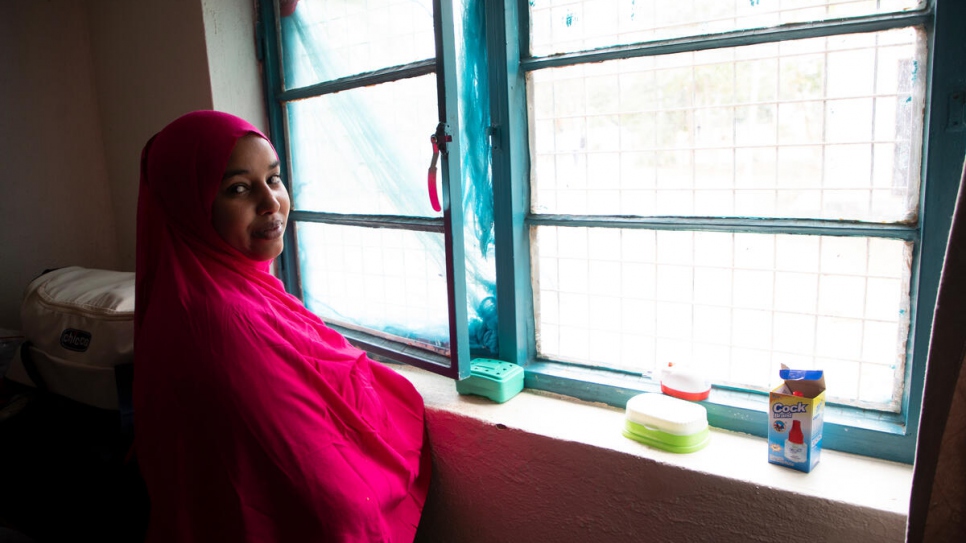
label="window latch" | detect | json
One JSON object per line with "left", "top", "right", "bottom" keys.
{"left": 428, "top": 124, "right": 452, "bottom": 213}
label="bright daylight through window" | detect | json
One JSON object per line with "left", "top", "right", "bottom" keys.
{"left": 275, "top": 0, "right": 466, "bottom": 362}
{"left": 528, "top": 7, "right": 924, "bottom": 413}
{"left": 261, "top": 0, "right": 958, "bottom": 462}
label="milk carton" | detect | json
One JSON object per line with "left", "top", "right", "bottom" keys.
{"left": 768, "top": 366, "right": 825, "bottom": 473}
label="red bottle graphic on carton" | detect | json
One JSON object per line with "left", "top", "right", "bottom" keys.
{"left": 784, "top": 419, "right": 807, "bottom": 463}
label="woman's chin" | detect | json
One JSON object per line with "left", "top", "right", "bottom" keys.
{"left": 244, "top": 239, "right": 284, "bottom": 262}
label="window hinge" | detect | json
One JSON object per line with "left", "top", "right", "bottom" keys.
{"left": 254, "top": 18, "right": 265, "bottom": 61}
{"left": 948, "top": 90, "right": 965, "bottom": 132}
{"left": 487, "top": 125, "right": 500, "bottom": 150}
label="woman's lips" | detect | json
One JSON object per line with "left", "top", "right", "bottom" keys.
{"left": 253, "top": 221, "right": 285, "bottom": 240}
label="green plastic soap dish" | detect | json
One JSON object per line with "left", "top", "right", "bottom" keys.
{"left": 455, "top": 359, "right": 524, "bottom": 403}
{"left": 622, "top": 393, "right": 710, "bottom": 453}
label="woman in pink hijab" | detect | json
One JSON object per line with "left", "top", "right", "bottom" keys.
{"left": 134, "top": 110, "right": 430, "bottom": 542}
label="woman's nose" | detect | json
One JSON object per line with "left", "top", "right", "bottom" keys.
{"left": 256, "top": 184, "right": 281, "bottom": 215}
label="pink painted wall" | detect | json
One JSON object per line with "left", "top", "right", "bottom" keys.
{"left": 416, "top": 409, "right": 905, "bottom": 543}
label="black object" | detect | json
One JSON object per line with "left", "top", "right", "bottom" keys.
{"left": 0, "top": 376, "right": 148, "bottom": 542}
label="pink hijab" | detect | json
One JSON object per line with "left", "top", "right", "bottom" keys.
{"left": 134, "top": 111, "right": 430, "bottom": 542}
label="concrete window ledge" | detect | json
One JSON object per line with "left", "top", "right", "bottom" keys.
{"left": 394, "top": 365, "right": 913, "bottom": 543}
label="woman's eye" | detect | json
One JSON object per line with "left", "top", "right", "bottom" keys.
{"left": 229, "top": 184, "right": 248, "bottom": 194}
{"left": 269, "top": 175, "right": 283, "bottom": 185}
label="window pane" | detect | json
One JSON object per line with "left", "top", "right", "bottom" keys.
{"left": 280, "top": 0, "right": 436, "bottom": 89}
{"left": 532, "top": 226, "right": 912, "bottom": 411}
{"left": 287, "top": 75, "right": 441, "bottom": 216}
{"left": 298, "top": 222, "right": 450, "bottom": 355}
{"left": 529, "top": 28, "right": 926, "bottom": 222}
{"left": 528, "top": 0, "right": 924, "bottom": 57}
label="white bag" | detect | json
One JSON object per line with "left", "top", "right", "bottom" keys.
{"left": 7, "top": 266, "right": 135, "bottom": 410}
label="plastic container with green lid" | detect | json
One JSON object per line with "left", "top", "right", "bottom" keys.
{"left": 622, "top": 393, "right": 710, "bottom": 453}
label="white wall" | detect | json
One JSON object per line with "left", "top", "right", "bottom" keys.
{"left": 0, "top": 0, "right": 264, "bottom": 330}
{"left": 85, "top": 0, "right": 215, "bottom": 273}
{"left": 0, "top": 0, "right": 118, "bottom": 329}
{"left": 86, "top": 0, "right": 266, "bottom": 275}
{"left": 201, "top": 0, "right": 269, "bottom": 133}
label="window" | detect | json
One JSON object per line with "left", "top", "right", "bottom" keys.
{"left": 260, "top": 0, "right": 966, "bottom": 462}
{"left": 259, "top": 0, "right": 481, "bottom": 378}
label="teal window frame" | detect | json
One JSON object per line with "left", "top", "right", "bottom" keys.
{"left": 260, "top": 0, "right": 966, "bottom": 463}
{"left": 257, "top": 0, "right": 471, "bottom": 380}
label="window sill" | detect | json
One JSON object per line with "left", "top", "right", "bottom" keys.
{"left": 392, "top": 363, "right": 913, "bottom": 519}
{"left": 523, "top": 360, "right": 915, "bottom": 462}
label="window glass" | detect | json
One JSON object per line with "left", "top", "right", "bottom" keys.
{"left": 532, "top": 226, "right": 912, "bottom": 411}
{"left": 281, "top": 0, "right": 436, "bottom": 88}
{"left": 287, "top": 76, "right": 441, "bottom": 216}
{"left": 528, "top": 0, "right": 924, "bottom": 58}
{"left": 529, "top": 28, "right": 926, "bottom": 222}
{"left": 273, "top": 0, "right": 495, "bottom": 374}
{"left": 298, "top": 222, "right": 451, "bottom": 356}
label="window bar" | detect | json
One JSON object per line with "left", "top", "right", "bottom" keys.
{"left": 526, "top": 215, "right": 920, "bottom": 240}
{"left": 489, "top": 0, "right": 537, "bottom": 366}
{"left": 279, "top": 59, "right": 437, "bottom": 103}
{"left": 288, "top": 211, "right": 445, "bottom": 233}
{"left": 259, "top": 0, "right": 302, "bottom": 299}
{"left": 435, "top": 0, "right": 472, "bottom": 379}
{"left": 521, "top": 10, "right": 931, "bottom": 72}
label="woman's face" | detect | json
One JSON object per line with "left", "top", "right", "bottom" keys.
{"left": 212, "top": 134, "right": 290, "bottom": 261}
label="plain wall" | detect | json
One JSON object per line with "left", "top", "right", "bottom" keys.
{"left": 0, "top": 0, "right": 119, "bottom": 329}
{"left": 201, "top": 0, "right": 269, "bottom": 133}
{"left": 86, "top": 0, "right": 215, "bottom": 273}
{"left": 0, "top": 0, "right": 264, "bottom": 330}
{"left": 415, "top": 409, "right": 906, "bottom": 543}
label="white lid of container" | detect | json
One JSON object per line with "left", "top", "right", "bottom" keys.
{"left": 625, "top": 393, "right": 708, "bottom": 436}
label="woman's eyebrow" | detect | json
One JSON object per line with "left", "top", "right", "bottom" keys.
{"left": 221, "top": 161, "right": 280, "bottom": 181}
{"left": 222, "top": 168, "right": 248, "bottom": 180}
